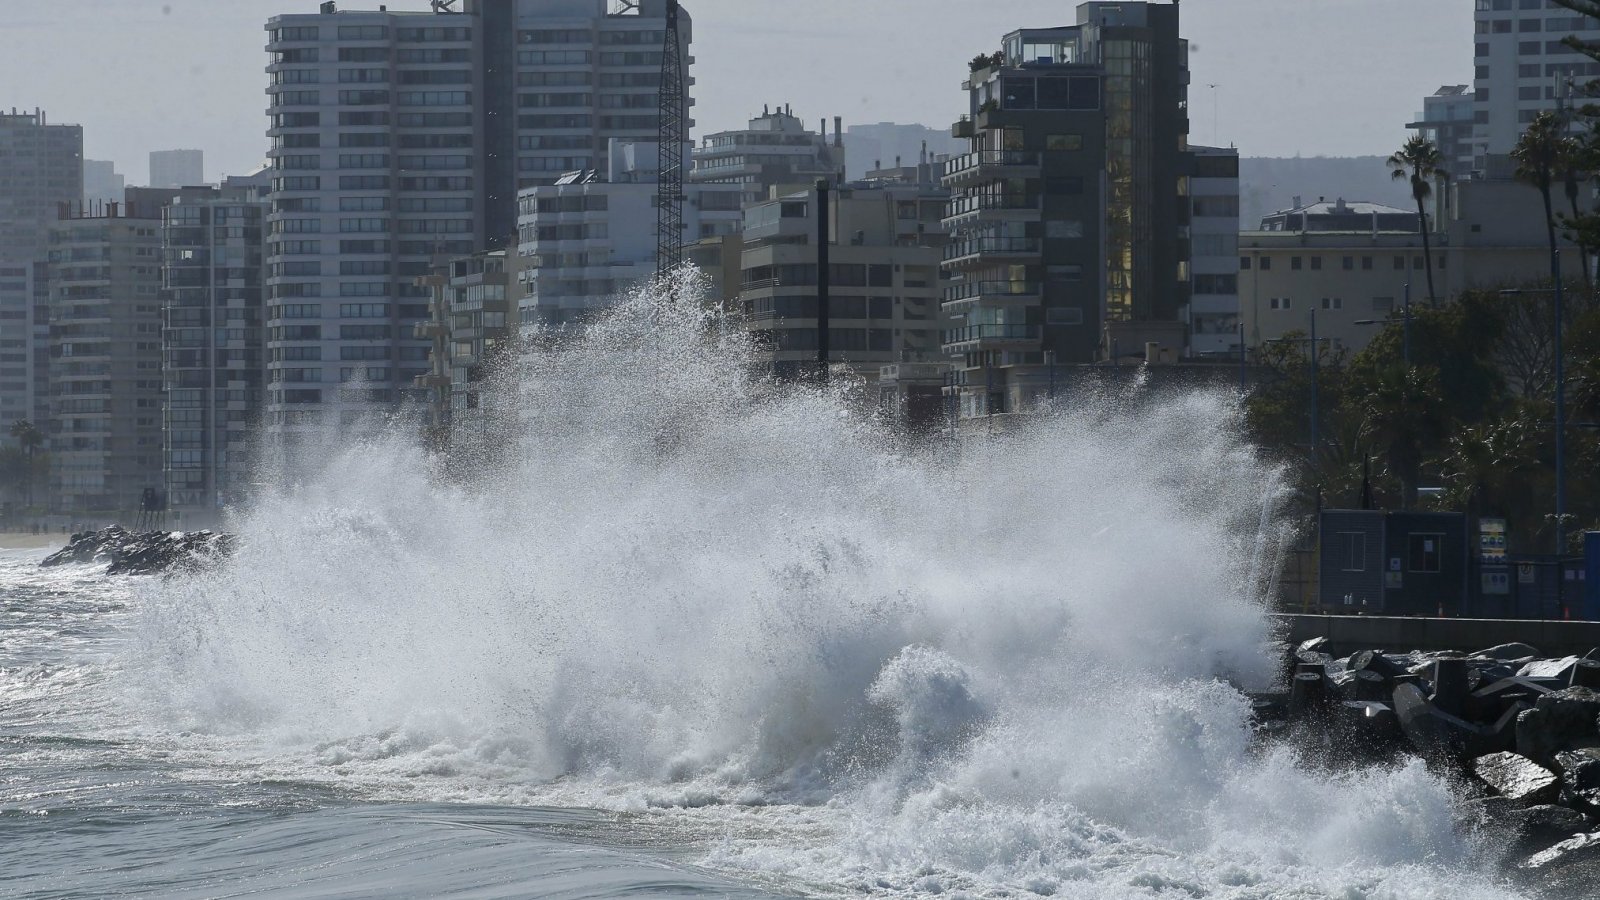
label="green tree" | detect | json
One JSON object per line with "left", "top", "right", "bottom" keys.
{"left": 1352, "top": 363, "right": 1447, "bottom": 509}
{"left": 1387, "top": 135, "right": 1446, "bottom": 307}
{"left": 6, "top": 420, "right": 45, "bottom": 511}
{"left": 1512, "top": 112, "right": 1569, "bottom": 292}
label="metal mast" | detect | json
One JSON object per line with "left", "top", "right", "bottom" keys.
{"left": 655, "top": 0, "right": 686, "bottom": 292}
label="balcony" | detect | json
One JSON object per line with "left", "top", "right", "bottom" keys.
{"left": 952, "top": 117, "right": 975, "bottom": 140}
{"left": 942, "top": 324, "right": 1041, "bottom": 352}
{"left": 943, "top": 193, "right": 1039, "bottom": 224}
{"left": 413, "top": 321, "right": 447, "bottom": 339}
{"left": 941, "top": 150, "right": 1040, "bottom": 186}
{"left": 941, "top": 280, "right": 1043, "bottom": 314}
{"left": 942, "top": 237, "right": 1041, "bottom": 268}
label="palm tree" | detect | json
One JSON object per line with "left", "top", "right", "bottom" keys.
{"left": 1388, "top": 135, "right": 1447, "bottom": 307}
{"left": 8, "top": 420, "right": 44, "bottom": 510}
{"left": 1513, "top": 112, "right": 1565, "bottom": 296}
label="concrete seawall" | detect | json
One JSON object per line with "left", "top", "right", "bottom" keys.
{"left": 1273, "top": 613, "right": 1600, "bottom": 658}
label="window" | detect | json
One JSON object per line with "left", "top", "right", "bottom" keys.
{"left": 1362, "top": 256, "right": 1373, "bottom": 270}
{"left": 1310, "top": 256, "right": 1322, "bottom": 271}
{"left": 1342, "top": 256, "right": 1354, "bottom": 271}
{"left": 1240, "top": 256, "right": 1252, "bottom": 270}
{"left": 1339, "top": 532, "right": 1367, "bottom": 572}
{"left": 1320, "top": 297, "right": 1342, "bottom": 310}
{"left": 1408, "top": 533, "right": 1444, "bottom": 573}
{"left": 1193, "top": 274, "right": 1238, "bottom": 294}
{"left": 1519, "top": 63, "right": 1541, "bottom": 76}
{"left": 1394, "top": 255, "right": 1406, "bottom": 270}
{"left": 1520, "top": 86, "right": 1543, "bottom": 100}
{"left": 1259, "top": 257, "right": 1271, "bottom": 271}
{"left": 1547, "top": 40, "right": 1571, "bottom": 53}
{"left": 1046, "top": 133, "right": 1083, "bottom": 151}
{"left": 338, "top": 25, "right": 388, "bottom": 41}
{"left": 1520, "top": 40, "right": 1543, "bottom": 54}
{"left": 1269, "top": 297, "right": 1292, "bottom": 310}
{"left": 1521, "top": 17, "right": 1542, "bottom": 31}
{"left": 1493, "top": 19, "right": 1513, "bottom": 32}
{"left": 1291, "top": 256, "right": 1302, "bottom": 270}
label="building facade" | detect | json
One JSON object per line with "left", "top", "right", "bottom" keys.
{"left": 1185, "top": 145, "right": 1241, "bottom": 357}
{"left": 161, "top": 179, "right": 270, "bottom": 525}
{"left": 0, "top": 109, "right": 83, "bottom": 436}
{"left": 1408, "top": 85, "right": 1474, "bottom": 183}
{"left": 83, "top": 160, "right": 127, "bottom": 210}
{"left": 944, "top": 2, "right": 1193, "bottom": 417}
{"left": 1241, "top": 179, "right": 1587, "bottom": 354}
{"left": 149, "top": 149, "right": 206, "bottom": 189}
{"left": 262, "top": 0, "right": 690, "bottom": 439}
{"left": 692, "top": 106, "right": 844, "bottom": 208}
{"left": 739, "top": 179, "right": 949, "bottom": 383}
{"left": 46, "top": 207, "right": 166, "bottom": 518}
{"left": 1472, "top": 0, "right": 1599, "bottom": 175}
{"left": 516, "top": 140, "right": 740, "bottom": 327}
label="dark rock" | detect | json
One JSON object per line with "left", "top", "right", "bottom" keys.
{"left": 1477, "top": 642, "right": 1543, "bottom": 662}
{"left": 104, "top": 530, "right": 235, "bottom": 576}
{"left": 1571, "top": 659, "right": 1600, "bottom": 690}
{"left": 1288, "top": 670, "right": 1330, "bottom": 719}
{"left": 1521, "top": 657, "right": 1584, "bottom": 681}
{"left": 1394, "top": 682, "right": 1511, "bottom": 761}
{"left": 1333, "top": 700, "right": 1402, "bottom": 759}
{"left": 1348, "top": 649, "right": 1407, "bottom": 679}
{"left": 1554, "top": 749, "right": 1600, "bottom": 814}
{"left": 41, "top": 526, "right": 135, "bottom": 567}
{"left": 1431, "top": 657, "right": 1471, "bottom": 718}
{"left": 1472, "top": 752, "right": 1560, "bottom": 805}
{"left": 1516, "top": 831, "right": 1600, "bottom": 897}
{"left": 1470, "top": 797, "right": 1588, "bottom": 863}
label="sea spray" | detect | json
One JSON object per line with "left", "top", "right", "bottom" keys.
{"left": 124, "top": 282, "right": 1529, "bottom": 898}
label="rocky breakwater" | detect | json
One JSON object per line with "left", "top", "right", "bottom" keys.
{"left": 40, "top": 525, "right": 235, "bottom": 576}
{"left": 1259, "top": 638, "right": 1600, "bottom": 896}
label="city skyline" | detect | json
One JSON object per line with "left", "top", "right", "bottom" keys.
{"left": 2, "top": 0, "right": 1469, "bottom": 182}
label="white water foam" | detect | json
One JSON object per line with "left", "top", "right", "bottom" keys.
{"left": 121, "top": 284, "right": 1529, "bottom": 898}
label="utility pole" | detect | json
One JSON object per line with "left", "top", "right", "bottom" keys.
{"left": 1555, "top": 248, "right": 1568, "bottom": 616}
{"left": 816, "top": 180, "right": 831, "bottom": 381}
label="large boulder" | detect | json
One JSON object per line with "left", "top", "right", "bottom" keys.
{"left": 1553, "top": 749, "right": 1600, "bottom": 814}
{"left": 1477, "top": 642, "right": 1544, "bottom": 662}
{"left": 1518, "top": 688, "right": 1600, "bottom": 767}
{"left": 1394, "top": 683, "right": 1518, "bottom": 760}
{"left": 40, "top": 526, "right": 135, "bottom": 567}
{"left": 104, "top": 530, "right": 234, "bottom": 576}
{"left": 1469, "top": 797, "right": 1588, "bottom": 864}
{"left": 1515, "top": 831, "right": 1600, "bottom": 898}
{"left": 1472, "top": 752, "right": 1560, "bottom": 805}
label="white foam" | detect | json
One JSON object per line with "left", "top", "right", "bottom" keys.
{"left": 118, "top": 283, "right": 1527, "bottom": 898}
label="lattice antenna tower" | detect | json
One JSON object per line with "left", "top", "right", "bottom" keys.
{"left": 655, "top": 0, "right": 687, "bottom": 294}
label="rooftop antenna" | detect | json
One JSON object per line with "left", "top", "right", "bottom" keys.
{"left": 655, "top": 0, "right": 686, "bottom": 295}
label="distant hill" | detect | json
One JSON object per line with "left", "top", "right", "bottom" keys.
{"left": 1240, "top": 157, "right": 1417, "bottom": 229}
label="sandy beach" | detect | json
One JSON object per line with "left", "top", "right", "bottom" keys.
{"left": 0, "top": 532, "right": 65, "bottom": 551}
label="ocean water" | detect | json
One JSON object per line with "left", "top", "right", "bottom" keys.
{"left": 0, "top": 288, "right": 1537, "bottom": 898}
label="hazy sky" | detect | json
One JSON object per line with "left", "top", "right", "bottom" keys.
{"left": 0, "top": 0, "right": 1471, "bottom": 183}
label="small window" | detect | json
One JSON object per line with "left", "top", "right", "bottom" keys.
{"left": 1342, "top": 256, "right": 1354, "bottom": 270}
{"left": 1291, "top": 256, "right": 1303, "bottom": 270}
{"left": 1240, "top": 256, "right": 1252, "bottom": 270}
{"left": 1394, "top": 255, "right": 1406, "bottom": 270}
{"left": 1362, "top": 256, "right": 1373, "bottom": 270}
{"left": 1340, "top": 532, "right": 1367, "bottom": 571}
{"left": 1310, "top": 256, "right": 1322, "bottom": 271}
{"left": 1408, "top": 533, "right": 1444, "bottom": 573}
{"left": 1046, "top": 133, "right": 1083, "bottom": 151}
{"left": 1259, "top": 256, "right": 1271, "bottom": 271}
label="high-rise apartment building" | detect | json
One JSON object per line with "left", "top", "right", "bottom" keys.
{"left": 1408, "top": 85, "right": 1474, "bottom": 183}
{"left": 83, "top": 160, "right": 127, "bottom": 209}
{"left": 944, "top": 2, "right": 1192, "bottom": 417}
{"left": 1472, "top": 0, "right": 1600, "bottom": 175}
{"left": 1185, "top": 145, "right": 1241, "bottom": 357}
{"left": 161, "top": 178, "right": 270, "bottom": 525}
{"left": 692, "top": 106, "right": 844, "bottom": 208}
{"left": 0, "top": 109, "right": 83, "bottom": 436}
{"left": 262, "top": 0, "right": 691, "bottom": 438}
{"left": 149, "top": 149, "right": 206, "bottom": 189}
{"left": 516, "top": 139, "right": 739, "bottom": 327}
{"left": 843, "top": 122, "right": 965, "bottom": 181}
{"left": 738, "top": 175, "right": 949, "bottom": 383}
{"left": 46, "top": 203, "right": 166, "bottom": 517}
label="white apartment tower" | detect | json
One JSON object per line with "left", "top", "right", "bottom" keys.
{"left": 262, "top": 0, "right": 690, "bottom": 438}
{"left": 1472, "top": 0, "right": 1600, "bottom": 174}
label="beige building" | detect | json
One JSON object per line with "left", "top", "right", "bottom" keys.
{"left": 1242, "top": 181, "right": 1585, "bottom": 354}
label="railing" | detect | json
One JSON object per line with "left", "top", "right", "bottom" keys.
{"left": 944, "top": 194, "right": 1038, "bottom": 217}
{"left": 943, "top": 280, "right": 1042, "bottom": 302}
{"left": 942, "top": 150, "right": 1041, "bottom": 178}
{"left": 942, "top": 324, "right": 1041, "bottom": 344}
{"left": 943, "top": 238, "right": 1042, "bottom": 261}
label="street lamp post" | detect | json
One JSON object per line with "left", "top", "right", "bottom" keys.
{"left": 1355, "top": 282, "right": 1413, "bottom": 367}
{"left": 1265, "top": 309, "right": 1330, "bottom": 460}
{"left": 1499, "top": 271, "right": 1569, "bottom": 615}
